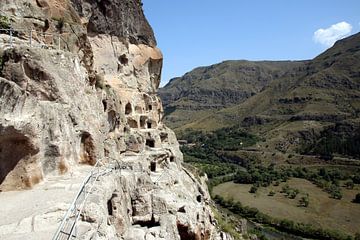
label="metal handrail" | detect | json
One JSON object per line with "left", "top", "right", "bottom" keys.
{"left": 52, "top": 159, "right": 113, "bottom": 240}
{"left": 0, "top": 28, "right": 70, "bottom": 50}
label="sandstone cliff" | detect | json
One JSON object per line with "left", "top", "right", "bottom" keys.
{"left": 0, "top": 1, "right": 234, "bottom": 239}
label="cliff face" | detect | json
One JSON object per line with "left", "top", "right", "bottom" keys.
{"left": 0, "top": 1, "right": 229, "bottom": 239}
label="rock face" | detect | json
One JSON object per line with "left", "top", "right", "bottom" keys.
{"left": 0, "top": 1, "right": 231, "bottom": 239}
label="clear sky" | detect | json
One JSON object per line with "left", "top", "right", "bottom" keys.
{"left": 142, "top": 0, "right": 360, "bottom": 86}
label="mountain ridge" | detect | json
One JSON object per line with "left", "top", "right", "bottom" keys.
{"left": 159, "top": 32, "right": 360, "bottom": 156}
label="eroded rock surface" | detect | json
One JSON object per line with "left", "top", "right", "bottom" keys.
{"left": 0, "top": 0, "right": 235, "bottom": 239}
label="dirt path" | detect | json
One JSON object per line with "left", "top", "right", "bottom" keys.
{"left": 0, "top": 165, "right": 92, "bottom": 240}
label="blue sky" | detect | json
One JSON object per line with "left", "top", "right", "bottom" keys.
{"left": 142, "top": 0, "right": 360, "bottom": 86}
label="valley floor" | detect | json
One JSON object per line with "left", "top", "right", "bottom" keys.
{"left": 213, "top": 178, "right": 360, "bottom": 235}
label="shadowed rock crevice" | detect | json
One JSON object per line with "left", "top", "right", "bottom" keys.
{"left": 177, "top": 222, "right": 196, "bottom": 240}
{"left": 79, "top": 132, "right": 96, "bottom": 165}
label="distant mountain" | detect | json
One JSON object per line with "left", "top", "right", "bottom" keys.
{"left": 159, "top": 32, "right": 360, "bottom": 156}
{"left": 158, "top": 60, "right": 306, "bottom": 128}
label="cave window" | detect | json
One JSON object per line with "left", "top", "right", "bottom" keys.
{"left": 127, "top": 119, "right": 138, "bottom": 129}
{"left": 148, "top": 105, "right": 153, "bottom": 111}
{"left": 119, "top": 54, "right": 128, "bottom": 65}
{"left": 102, "top": 100, "right": 107, "bottom": 112}
{"left": 150, "top": 162, "right": 156, "bottom": 172}
{"left": 196, "top": 195, "right": 202, "bottom": 203}
{"left": 107, "top": 199, "right": 113, "bottom": 216}
{"left": 170, "top": 156, "right": 175, "bottom": 162}
{"left": 140, "top": 116, "right": 147, "bottom": 129}
{"left": 125, "top": 103, "right": 132, "bottom": 115}
{"left": 147, "top": 122, "right": 152, "bottom": 129}
{"left": 160, "top": 132, "right": 168, "bottom": 142}
{"left": 146, "top": 139, "right": 155, "bottom": 148}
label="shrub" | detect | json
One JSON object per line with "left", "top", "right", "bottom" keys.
{"left": 354, "top": 193, "right": 360, "bottom": 204}
{"left": 344, "top": 180, "right": 354, "bottom": 189}
{"left": 268, "top": 190, "right": 275, "bottom": 196}
{"left": 249, "top": 185, "right": 258, "bottom": 193}
{"left": 0, "top": 15, "right": 10, "bottom": 29}
{"left": 55, "top": 18, "right": 65, "bottom": 32}
{"left": 299, "top": 195, "right": 309, "bottom": 207}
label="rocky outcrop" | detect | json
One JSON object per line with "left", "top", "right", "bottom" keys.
{"left": 0, "top": 0, "right": 233, "bottom": 239}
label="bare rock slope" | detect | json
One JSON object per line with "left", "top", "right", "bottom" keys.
{"left": 0, "top": 1, "right": 233, "bottom": 239}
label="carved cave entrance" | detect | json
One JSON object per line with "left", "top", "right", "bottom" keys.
{"left": 0, "top": 127, "right": 38, "bottom": 188}
{"left": 79, "top": 132, "right": 96, "bottom": 166}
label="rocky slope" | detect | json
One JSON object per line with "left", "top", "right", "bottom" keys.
{"left": 159, "top": 33, "right": 360, "bottom": 157}
{"left": 0, "top": 1, "right": 235, "bottom": 239}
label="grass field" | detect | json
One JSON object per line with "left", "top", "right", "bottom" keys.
{"left": 213, "top": 178, "right": 360, "bottom": 235}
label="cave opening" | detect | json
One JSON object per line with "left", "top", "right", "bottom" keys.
{"left": 140, "top": 116, "right": 147, "bottom": 129}
{"left": 0, "top": 128, "right": 38, "bottom": 187}
{"left": 125, "top": 102, "right": 132, "bottom": 115}
{"left": 135, "top": 215, "right": 160, "bottom": 228}
{"left": 107, "top": 199, "right": 113, "bottom": 216}
{"left": 102, "top": 100, "right": 107, "bottom": 112}
{"left": 177, "top": 222, "right": 196, "bottom": 240}
{"left": 79, "top": 132, "right": 96, "bottom": 166}
{"left": 146, "top": 139, "right": 155, "bottom": 148}
{"left": 147, "top": 122, "right": 152, "bottom": 129}
{"left": 107, "top": 193, "right": 118, "bottom": 216}
{"left": 150, "top": 162, "right": 156, "bottom": 172}
{"left": 127, "top": 118, "right": 138, "bottom": 129}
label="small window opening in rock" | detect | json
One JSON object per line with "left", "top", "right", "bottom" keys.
{"left": 160, "top": 132, "right": 168, "bottom": 142}
{"left": 102, "top": 100, "right": 107, "bottom": 111}
{"left": 125, "top": 102, "right": 132, "bottom": 115}
{"left": 148, "top": 105, "right": 153, "bottom": 111}
{"left": 196, "top": 195, "right": 202, "bottom": 203}
{"left": 150, "top": 162, "right": 156, "bottom": 172}
{"left": 119, "top": 54, "right": 128, "bottom": 65}
{"left": 178, "top": 206, "right": 186, "bottom": 213}
{"left": 170, "top": 156, "right": 175, "bottom": 162}
{"left": 147, "top": 122, "right": 152, "bottom": 129}
{"left": 140, "top": 116, "right": 147, "bottom": 129}
{"left": 135, "top": 215, "right": 160, "bottom": 228}
{"left": 146, "top": 139, "right": 155, "bottom": 148}
{"left": 127, "top": 119, "right": 138, "bottom": 129}
{"left": 107, "top": 199, "right": 113, "bottom": 216}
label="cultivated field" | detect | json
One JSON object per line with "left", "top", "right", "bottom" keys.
{"left": 213, "top": 178, "right": 360, "bottom": 235}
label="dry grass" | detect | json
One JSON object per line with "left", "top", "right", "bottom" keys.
{"left": 213, "top": 178, "right": 360, "bottom": 235}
